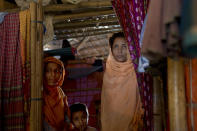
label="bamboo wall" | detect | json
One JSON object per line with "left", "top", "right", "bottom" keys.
{"left": 30, "top": 1, "right": 43, "bottom": 131}
{"left": 168, "top": 57, "right": 188, "bottom": 131}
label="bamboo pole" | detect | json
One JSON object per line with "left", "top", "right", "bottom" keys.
{"left": 54, "top": 17, "right": 118, "bottom": 29}
{"left": 0, "top": 0, "right": 4, "bottom": 10}
{"left": 0, "top": 0, "right": 18, "bottom": 11}
{"left": 44, "top": 1, "right": 112, "bottom": 12}
{"left": 167, "top": 57, "right": 187, "bottom": 131}
{"left": 55, "top": 25, "right": 121, "bottom": 34}
{"left": 53, "top": 10, "right": 114, "bottom": 23}
{"left": 1, "top": 1, "right": 112, "bottom": 12}
{"left": 54, "top": 22, "right": 119, "bottom": 30}
{"left": 35, "top": 0, "right": 43, "bottom": 130}
{"left": 56, "top": 29, "right": 121, "bottom": 39}
{"left": 55, "top": 26, "right": 121, "bottom": 35}
{"left": 30, "top": 2, "right": 37, "bottom": 131}
{"left": 153, "top": 76, "right": 163, "bottom": 131}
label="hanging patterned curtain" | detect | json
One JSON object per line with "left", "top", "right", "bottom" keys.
{"left": 0, "top": 13, "right": 25, "bottom": 131}
{"left": 111, "top": 0, "right": 152, "bottom": 130}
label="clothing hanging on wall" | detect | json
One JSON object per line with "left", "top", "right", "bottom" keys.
{"left": 0, "top": 13, "right": 25, "bottom": 131}
{"left": 141, "top": 0, "right": 181, "bottom": 60}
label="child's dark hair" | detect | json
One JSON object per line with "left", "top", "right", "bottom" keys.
{"left": 70, "top": 103, "right": 89, "bottom": 120}
{"left": 109, "top": 32, "right": 125, "bottom": 49}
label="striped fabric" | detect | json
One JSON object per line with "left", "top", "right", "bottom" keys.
{"left": 0, "top": 13, "right": 25, "bottom": 131}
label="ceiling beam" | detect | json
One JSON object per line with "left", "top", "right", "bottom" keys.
{"left": 55, "top": 26, "right": 122, "bottom": 35}
{"left": 0, "top": 0, "right": 18, "bottom": 11}
{"left": 54, "top": 21, "right": 120, "bottom": 30}
{"left": 1, "top": 1, "right": 112, "bottom": 12}
{"left": 54, "top": 17, "right": 118, "bottom": 29}
{"left": 53, "top": 9, "right": 114, "bottom": 23}
{"left": 44, "top": 1, "right": 112, "bottom": 12}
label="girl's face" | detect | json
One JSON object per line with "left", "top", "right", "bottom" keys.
{"left": 45, "top": 62, "right": 62, "bottom": 86}
{"left": 112, "top": 37, "right": 128, "bottom": 62}
{"left": 72, "top": 111, "right": 88, "bottom": 131}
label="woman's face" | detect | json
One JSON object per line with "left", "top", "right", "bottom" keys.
{"left": 112, "top": 37, "right": 128, "bottom": 62}
{"left": 45, "top": 62, "right": 62, "bottom": 86}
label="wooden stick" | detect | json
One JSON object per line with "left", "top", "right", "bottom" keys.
{"left": 153, "top": 76, "right": 163, "bottom": 131}
{"left": 30, "top": 2, "right": 37, "bottom": 131}
{"left": 55, "top": 21, "right": 119, "bottom": 30}
{"left": 35, "top": 0, "right": 43, "bottom": 130}
{"left": 0, "top": 0, "right": 19, "bottom": 12}
{"left": 0, "top": 0, "right": 4, "bottom": 10}
{"left": 167, "top": 57, "right": 187, "bottom": 130}
{"left": 54, "top": 17, "right": 118, "bottom": 29}
{"left": 55, "top": 26, "right": 121, "bottom": 35}
{"left": 44, "top": 1, "right": 112, "bottom": 12}
{"left": 1, "top": 1, "right": 112, "bottom": 12}
{"left": 53, "top": 10, "right": 115, "bottom": 23}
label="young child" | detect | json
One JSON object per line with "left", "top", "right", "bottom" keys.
{"left": 70, "top": 103, "right": 97, "bottom": 131}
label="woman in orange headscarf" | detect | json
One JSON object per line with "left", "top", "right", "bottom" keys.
{"left": 43, "top": 57, "right": 71, "bottom": 131}
{"left": 101, "top": 32, "right": 144, "bottom": 131}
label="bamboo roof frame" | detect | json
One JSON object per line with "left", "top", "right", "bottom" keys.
{"left": 53, "top": 9, "right": 115, "bottom": 23}
{"left": 55, "top": 22, "right": 120, "bottom": 31}
{"left": 44, "top": 1, "right": 112, "bottom": 12}
{"left": 54, "top": 17, "right": 118, "bottom": 28}
{"left": 55, "top": 26, "right": 122, "bottom": 35}
{"left": 1, "top": 1, "right": 112, "bottom": 12}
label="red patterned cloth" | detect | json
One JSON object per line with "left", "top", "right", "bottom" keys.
{"left": 140, "top": 74, "right": 153, "bottom": 131}
{"left": 0, "top": 13, "right": 25, "bottom": 131}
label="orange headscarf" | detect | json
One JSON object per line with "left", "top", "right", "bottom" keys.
{"left": 101, "top": 48, "right": 143, "bottom": 131}
{"left": 43, "top": 57, "right": 70, "bottom": 131}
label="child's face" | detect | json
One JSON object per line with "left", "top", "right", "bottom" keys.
{"left": 72, "top": 111, "right": 88, "bottom": 131}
